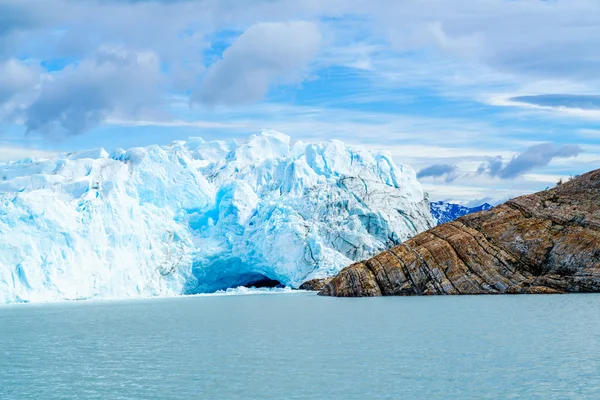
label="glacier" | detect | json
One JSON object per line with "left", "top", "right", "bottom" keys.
{"left": 0, "top": 130, "right": 433, "bottom": 303}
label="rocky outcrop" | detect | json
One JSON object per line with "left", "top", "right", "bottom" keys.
{"left": 320, "top": 169, "right": 600, "bottom": 297}
{"left": 299, "top": 277, "right": 333, "bottom": 291}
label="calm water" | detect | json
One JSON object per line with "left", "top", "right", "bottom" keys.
{"left": 1, "top": 292, "right": 599, "bottom": 399}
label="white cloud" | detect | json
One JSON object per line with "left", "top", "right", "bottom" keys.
{"left": 0, "top": 146, "right": 57, "bottom": 163}
{"left": 3, "top": 0, "right": 600, "bottom": 115}
{"left": 377, "top": 0, "right": 600, "bottom": 82}
{"left": 22, "top": 46, "right": 163, "bottom": 135}
{"left": 0, "top": 0, "right": 597, "bottom": 204}
{"left": 0, "top": 59, "right": 39, "bottom": 103}
{"left": 106, "top": 118, "right": 252, "bottom": 129}
{"left": 193, "top": 21, "right": 322, "bottom": 106}
{"left": 488, "top": 95, "right": 600, "bottom": 120}
{"left": 579, "top": 129, "right": 600, "bottom": 138}
{"left": 421, "top": 181, "right": 518, "bottom": 204}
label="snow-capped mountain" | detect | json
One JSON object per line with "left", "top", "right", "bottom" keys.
{"left": 430, "top": 201, "right": 494, "bottom": 225}
{"left": 0, "top": 130, "right": 434, "bottom": 303}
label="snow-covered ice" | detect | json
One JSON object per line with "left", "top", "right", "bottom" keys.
{"left": 0, "top": 130, "right": 433, "bottom": 303}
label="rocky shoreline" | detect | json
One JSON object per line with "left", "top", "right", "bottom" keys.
{"left": 298, "top": 278, "right": 333, "bottom": 291}
{"left": 317, "top": 168, "right": 600, "bottom": 297}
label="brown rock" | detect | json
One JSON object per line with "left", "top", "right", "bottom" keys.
{"left": 319, "top": 169, "right": 600, "bottom": 297}
{"left": 299, "top": 277, "right": 333, "bottom": 291}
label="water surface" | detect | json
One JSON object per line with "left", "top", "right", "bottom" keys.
{"left": 1, "top": 292, "right": 599, "bottom": 399}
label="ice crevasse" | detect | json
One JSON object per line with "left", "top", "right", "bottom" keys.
{"left": 0, "top": 130, "right": 434, "bottom": 303}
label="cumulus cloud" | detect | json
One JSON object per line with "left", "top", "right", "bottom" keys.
{"left": 193, "top": 21, "right": 322, "bottom": 106}
{"left": 1, "top": 0, "right": 600, "bottom": 138}
{"left": 0, "top": 59, "right": 39, "bottom": 103}
{"left": 379, "top": 0, "right": 600, "bottom": 81}
{"left": 3, "top": 0, "right": 600, "bottom": 91}
{"left": 478, "top": 143, "right": 584, "bottom": 179}
{"left": 23, "top": 47, "right": 163, "bottom": 135}
{"left": 4, "top": 0, "right": 600, "bottom": 85}
{"left": 417, "top": 164, "right": 458, "bottom": 182}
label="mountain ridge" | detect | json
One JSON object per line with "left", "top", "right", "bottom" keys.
{"left": 429, "top": 201, "right": 494, "bottom": 225}
{"left": 319, "top": 168, "right": 600, "bottom": 297}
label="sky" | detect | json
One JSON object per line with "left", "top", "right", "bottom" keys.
{"left": 0, "top": 0, "right": 598, "bottom": 204}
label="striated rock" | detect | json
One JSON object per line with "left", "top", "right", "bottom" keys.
{"left": 320, "top": 169, "right": 600, "bottom": 297}
{"left": 299, "top": 277, "right": 334, "bottom": 291}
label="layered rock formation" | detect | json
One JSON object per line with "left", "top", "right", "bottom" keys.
{"left": 320, "top": 169, "right": 600, "bottom": 297}
{"left": 299, "top": 277, "right": 333, "bottom": 291}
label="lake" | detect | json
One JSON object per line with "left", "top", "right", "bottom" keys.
{"left": 1, "top": 291, "right": 599, "bottom": 399}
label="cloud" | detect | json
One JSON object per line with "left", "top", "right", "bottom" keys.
{"left": 379, "top": 0, "right": 600, "bottom": 82}
{"left": 23, "top": 47, "right": 163, "bottom": 136}
{"left": 0, "top": 59, "right": 39, "bottom": 103}
{"left": 509, "top": 94, "right": 600, "bottom": 110}
{"left": 106, "top": 118, "right": 251, "bottom": 129}
{"left": 193, "top": 21, "right": 321, "bottom": 106}
{"left": 478, "top": 143, "right": 584, "bottom": 179}
{"left": 0, "top": 147, "right": 57, "bottom": 163}
{"left": 0, "top": 0, "right": 599, "bottom": 144}
{"left": 3, "top": 0, "right": 600, "bottom": 104}
{"left": 0, "top": 1, "right": 67, "bottom": 61}
{"left": 388, "top": 20, "right": 485, "bottom": 60}
{"left": 463, "top": 197, "right": 498, "bottom": 208}
{"left": 578, "top": 129, "right": 600, "bottom": 138}
{"left": 476, "top": 155, "right": 503, "bottom": 176}
{"left": 0, "top": 1, "right": 39, "bottom": 37}
{"left": 417, "top": 164, "right": 458, "bottom": 182}
{"left": 488, "top": 94, "right": 600, "bottom": 120}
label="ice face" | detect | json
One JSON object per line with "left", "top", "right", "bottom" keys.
{"left": 0, "top": 130, "right": 434, "bottom": 303}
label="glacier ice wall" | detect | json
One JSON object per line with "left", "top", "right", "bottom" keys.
{"left": 0, "top": 130, "right": 433, "bottom": 303}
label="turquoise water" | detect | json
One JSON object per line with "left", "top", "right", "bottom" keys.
{"left": 1, "top": 292, "right": 599, "bottom": 399}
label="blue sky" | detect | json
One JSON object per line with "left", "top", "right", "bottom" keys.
{"left": 0, "top": 0, "right": 598, "bottom": 203}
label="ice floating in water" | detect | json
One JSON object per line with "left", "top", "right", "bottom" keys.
{"left": 196, "top": 286, "right": 305, "bottom": 297}
{"left": 0, "top": 130, "right": 434, "bottom": 304}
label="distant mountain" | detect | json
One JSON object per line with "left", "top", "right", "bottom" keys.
{"left": 430, "top": 201, "right": 494, "bottom": 225}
